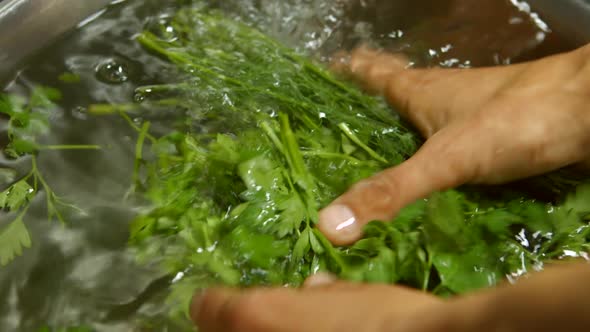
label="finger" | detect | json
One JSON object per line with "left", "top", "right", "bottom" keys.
{"left": 330, "top": 50, "right": 352, "bottom": 75}
{"left": 351, "top": 47, "right": 411, "bottom": 95}
{"left": 191, "top": 286, "right": 360, "bottom": 332}
{"left": 303, "top": 272, "right": 338, "bottom": 288}
{"left": 318, "top": 126, "right": 474, "bottom": 246}
{"left": 193, "top": 288, "right": 297, "bottom": 332}
{"left": 331, "top": 47, "right": 411, "bottom": 95}
{"left": 334, "top": 47, "right": 525, "bottom": 137}
{"left": 191, "top": 288, "right": 242, "bottom": 332}
{"left": 191, "top": 284, "right": 441, "bottom": 332}
{"left": 403, "top": 263, "right": 590, "bottom": 332}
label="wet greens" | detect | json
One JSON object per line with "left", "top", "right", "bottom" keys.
{"left": 0, "top": 89, "right": 99, "bottom": 265}
{"left": 110, "top": 5, "right": 590, "bottom": 319}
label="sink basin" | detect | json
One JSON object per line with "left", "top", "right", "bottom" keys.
{"left": 0, "top": 0, "right": 589, "bottom": 82}
{"left": 0, "top": 0, "right": 112, "bottom": 81}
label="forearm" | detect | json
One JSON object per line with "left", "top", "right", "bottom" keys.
{"left": 427, "top": 262, "right": 590, "bottom": 332}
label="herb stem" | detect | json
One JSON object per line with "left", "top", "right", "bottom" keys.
{"left": 422, "top": 253, "right": 433, "bottom": 291}
{"left": 261, "top": 122, "right": 285, "bottom": 154}
{"left": 31, "top": 156, "right": 65, "bottom": 224}
{"left": 41, "top": 145, "right": 102, "bottom": 151}
{"left": 117, "top": 111, "right": 157, "bottom": 143}
{"left": 88, "top": 103, "right": 138, "bottom": 115}
{"left": 338, "top": 123, "right": 388, "bottom": 164}
{"left": 133, "top": 121, "right": 151, "bottom": 189}
{"left": 301, "top": 151, "right": 361, "bottom": 163}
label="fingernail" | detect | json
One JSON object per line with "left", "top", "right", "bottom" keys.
{"left": 318, "top": 204, "right": 361, "bottom": 246}
{"left": 303, "top": 272, "right": 338, "bottom": 288}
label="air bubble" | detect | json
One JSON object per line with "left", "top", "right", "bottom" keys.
{"left": 144, "top": 16, "right": 178, "bottom": 42}
{"left": 96, "top": 59, "right": 130, "bottom": 84}
{"left": 72, "top": 106, "right": 88, "bottom": 120}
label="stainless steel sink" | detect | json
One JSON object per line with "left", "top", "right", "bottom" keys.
{"left": 0, "top": 0, "right": 112, "bottom": 81}
{"left": 0, "top": 0, "right": 590, "bottom": 83}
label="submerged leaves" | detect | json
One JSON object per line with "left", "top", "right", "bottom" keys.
{"left": 0, "top": 216, "right": 31, "bottom": 265}
{"left": 118, "top": 5, "right": 590, "bottom": 321}
{"left": 0, "top": 88, "right": 89, "bottom": 266}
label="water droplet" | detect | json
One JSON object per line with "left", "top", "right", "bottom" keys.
{"left": 144, "top": 16, "right": 178, "bottom": 42}
{"left": 133, "top": 89, "right": 149, "bottom": 103}
{"left": 72, "top": 106, "right": 88, "bottom": 120}
{"left": 96, "top": 59, "right": 130, "bottom": 84}
{"left": 132, "top": 117, "right": 144, "bottom": 125}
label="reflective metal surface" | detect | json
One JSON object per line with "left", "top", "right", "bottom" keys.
{"left": 0, "top": 0, "right": 112, "bottom": 81}
{"left": 1, "top": 0, "right": 590, "bottom": 83}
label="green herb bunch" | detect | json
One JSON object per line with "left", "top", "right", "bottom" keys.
{"left": 0, "top": 88, "right": 99, "bottom": 265}
{"left": 105, "top": 4, "right": 590, "bottom": 319}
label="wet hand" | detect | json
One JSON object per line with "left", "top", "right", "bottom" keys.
{"left": 192, "top": 263, "right": 590, "bottom": 332}
{"left": 318, "top": 45, "right": 590, "bottom": 245}
{"left": 190, "top": 274, "right": 442, "bottom": 332}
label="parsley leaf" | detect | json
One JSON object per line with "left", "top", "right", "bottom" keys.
{"left": 0, "top": 216, "right": 31, "bottom": 265}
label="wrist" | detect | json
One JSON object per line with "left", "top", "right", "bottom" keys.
{"left": 428, "top": 262, "right": 590, "bottom": 332}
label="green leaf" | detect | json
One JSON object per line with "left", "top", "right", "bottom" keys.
{"left": 276, "top": 194, "right": 306, "bottom": 237}
{"left": 8, "top": 138, "right": 39, "bottom": 155}
{"left": 129, "top": 215, "right": 157, "bottom": 242}
{"left": 432, "top": 245, "right": 503, "bottom": 293}
{"left": 0, "top": 88, "right": 83, "bottom": 268}
{"left": 341, "top": 134, "right": 357, "bottom": 155}
{"left": 562, "top": 184, "right": 590, "bottom": 216}
{"left": 309, "top": 229, "right": 325, "bottom": 254}
{"left": 30, "top": 86, "right": 62, "bottom": 107}
{"left": 210, "top": 134, "right": 240, "bottom": 165}
{"left": 58, "top": 72, "right": 82, "bottom": 84}
{"left": 279, "top": 114, "right": 315, "bottom": 193}
{"left": 0, "top": 217, "right": 32, "bottom": 266}
{"left": 292, "top": 227, "right": 311, "bottom": 260}
{"left": 426, "top": 191, "right": 465, "bottom": 238}
{"left": 474, "top": 209, "right": 520, "bottom": 237}
{"left": 238, "top": 156, "right": 280, "bottom": 192}
{"left": 0, "top": 180, "right": 34, "bottom": 211}
{"left": 0, "top": 94, "right": 15, "bottom": 116}
{"left": 364, "top": 247, "right": 398, "bottom": 283}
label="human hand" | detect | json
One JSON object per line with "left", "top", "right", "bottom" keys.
{"left": 318, "top": 44, "right": 590, "bottom": 245}
{"left": 191, "top": 274, "right": 442, "bottom": 332}
{"left": 191, "top": 261, "right": 590, "bottom": 332}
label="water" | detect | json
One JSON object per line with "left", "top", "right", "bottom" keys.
{"left": 0, "top": 0, "right": 575, "bottom": 330}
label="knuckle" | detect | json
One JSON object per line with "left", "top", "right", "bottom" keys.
{"left": 349, "top": 53, "right": 368, "bottom": 75}
{"left": 218, "top": 293, "right": 265, "bottom": 331}
{"left": 350, "top": 175, "right": 400, "bottom": 221}
{"left": 412, "top": 111, "right": 438, "bottom": 138}
{"left": 423, "top": 132, "right": 474, "bottom": 185}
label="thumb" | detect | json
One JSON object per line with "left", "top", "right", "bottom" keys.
{"left": 317, "top": 130, "right": 471, "bottom": 246}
